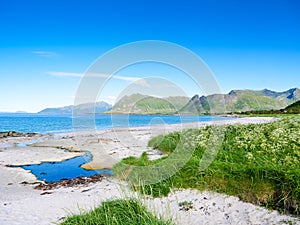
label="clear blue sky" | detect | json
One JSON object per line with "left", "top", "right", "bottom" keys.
{"left": 0, "top": 0, "right": 299, "bottom": 112}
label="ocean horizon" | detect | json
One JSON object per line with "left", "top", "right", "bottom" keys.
{"left": 0, "top": 113, "right": 233, "bottom": 134}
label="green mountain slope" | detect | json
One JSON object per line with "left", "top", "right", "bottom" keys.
{"left": 108, "top": 88, "right": 300, "bottom": 115}
{"left": 109, "top": 94, "right": 189, "bottom": 114}
{"left": 239, "top": 99, "right": 300, "bottom": 115}
{"left": 284, "top": 100, "right": 300, "bottom": 113}
{"left": 179, "top": 88, "right": 300, "bottom": 114}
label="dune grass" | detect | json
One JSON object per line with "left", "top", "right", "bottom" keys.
{"left": 61, "top": 199, "right": 173, "bottom": 225}
{"left": 114, "top": 115, "right": 300, "bottom": 215}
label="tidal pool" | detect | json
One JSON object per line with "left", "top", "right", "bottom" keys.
{"left": 15, "top": 151, "right": 112, "bottom": 182}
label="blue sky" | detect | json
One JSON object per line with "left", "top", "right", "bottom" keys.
{"left": 0, "top": 0, "right": 299, "bottom": 112}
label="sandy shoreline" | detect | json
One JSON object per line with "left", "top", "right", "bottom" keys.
{"left": 0, "top": 117, "right": 299, "bottom": 225}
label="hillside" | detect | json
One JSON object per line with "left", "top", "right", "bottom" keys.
{"left": 38, "top": 101, "right": 112, "bottom": 114}
{"left": 103, "top": 88, "right": 300, "bottom": 115}
{"left": 284, "top": 100, "right": 300, "bottom": 113}
{"left": 108, "top": 94, "right": 189, "bottom": 114}
{"left": 179, "top": 88, "right": 300, "bottom": 114}
{"left": 238, "top": 100, "right": 300, "bottom": 115}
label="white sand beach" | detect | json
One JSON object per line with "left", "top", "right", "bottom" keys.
{"left": 0, "top": 117, "right": 299, "bottom": 225}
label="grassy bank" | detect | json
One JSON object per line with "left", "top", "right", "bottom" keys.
{"left": 61, "top": 199, "right": 173, "bottom": 225}
{"left": 114, "top": 116, "right": 300, "bottom": 215}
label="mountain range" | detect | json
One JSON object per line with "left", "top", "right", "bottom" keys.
{"left": 37, "top": 88, "right": 300, "bottom": 115}
{"left": 179, "top": 88, "right": 300, "bottom": 114}
{"left": 109, "top": 88, "right": 300, "bottom": 114}
{"left": 38, "top": 101, "right": 112, "bottom": 114}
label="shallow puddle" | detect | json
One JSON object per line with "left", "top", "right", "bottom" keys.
{"left": 14, "top": 151, "right": 112, "bottom": 182}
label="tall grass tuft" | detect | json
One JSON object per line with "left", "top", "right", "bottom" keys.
{"left": 61, "top": 199, "right": 173, "bottom": 225}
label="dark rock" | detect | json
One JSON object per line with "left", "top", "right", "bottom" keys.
{"left": 0, "top": 131, "right": 39, "bottom": 138}
{"left": 40, "top": 192, "right": 53, "bottom": 195}
{"left": 191, "top": 94, "right": 200, "bottom": 102}
{"left": 228, "top": 90, "right": 236, "bottom": 96}
{"left": 20, "top": 181, "right": 29, "bottom": 185}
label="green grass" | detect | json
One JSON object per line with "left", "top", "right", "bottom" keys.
{"left": 61, "top": 199, "right": 173, "bottom": 225}
{"left": 236, "top": 113, "right": 295, "bottom": 117}
{"left": 114, "top": 115, "right": 300, "bottom": 215}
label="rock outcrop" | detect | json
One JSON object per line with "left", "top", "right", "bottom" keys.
{"left": 0, "top": 131, "right": 39, "bottom": 138}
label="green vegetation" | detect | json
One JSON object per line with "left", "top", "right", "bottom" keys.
{"left": 114, "top": 116, "right": 300, "bottom": 215}
{"left": 285, "top": 100, "right": 300, "bottom": 112}
{"left": 109, "top": 94, "right": 189, "bottom": 114}
{"left": 61, "top": 199, "right": 173, "bottom": 225}
{"left": 238, "top": 100, "right": 300, "bottom": 115}
{"left": 110, "top": 88, "right": 300, "bottom": 115}
{"left": 194, "top": 88, "right": 300, "bottom": 114}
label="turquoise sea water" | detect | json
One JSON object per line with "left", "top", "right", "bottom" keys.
{"left": 0, "top": 113, "right": 234, "bottom": 134}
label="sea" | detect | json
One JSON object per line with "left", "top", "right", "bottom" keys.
{"left": 2, "top": 113, "right": 234, "bottom": 182}
{"left": 0, "top": 113, "right": 233, "bottom": 134}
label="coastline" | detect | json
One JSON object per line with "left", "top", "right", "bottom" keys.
{"left": 1, "top": 116, "right": 298, "bottom": 225}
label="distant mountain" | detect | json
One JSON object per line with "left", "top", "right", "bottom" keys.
{"left": 108, "top": 94, "right": 189, "bottom": 114}
{"left": 0, "top": 111, "right": 29, "bottom": 114}
{"left": 178, "top": 88, "right": 300, "bottom": 114}
{"left": 38, "top": 101, "right": 112, "bottom": 114}
{"left": 14, "top": 111, "right": 29, "bottom": 113}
